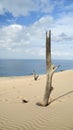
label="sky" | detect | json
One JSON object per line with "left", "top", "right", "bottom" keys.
{"left": 0, "top": 0, "right": 73, "bottom": 59}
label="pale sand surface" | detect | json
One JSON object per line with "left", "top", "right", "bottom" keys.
{"left": 0, "top": 70, "right": 73, "bottom": 130}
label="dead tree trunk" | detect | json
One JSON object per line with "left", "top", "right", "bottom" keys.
{"left": 36, "top": 30, "right": 59, "bottom": 107}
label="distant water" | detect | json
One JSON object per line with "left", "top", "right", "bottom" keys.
{"left": 0, "top": 59, "right": 73, "bottom": 77}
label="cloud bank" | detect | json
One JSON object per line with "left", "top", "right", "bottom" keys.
{"left": 0, "top": 0, "right": 54, "bottom": 16}
{"left": 0, "top": 0, "right": 73, "bottom": 59}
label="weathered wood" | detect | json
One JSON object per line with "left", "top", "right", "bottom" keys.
{"left": 33, "top": 70, "right": 39, "bottom": 80}
{"left": 36, "top": 30, "right": 59, "bottom": 107}
{"left": 42, "top": 64, "right": 59, "bottom": 106}
{"left": 46, "top": 31, "right": 51, "bottom": 71}
{"left": 43, "top": 30, "right": 59, "bottom": 105}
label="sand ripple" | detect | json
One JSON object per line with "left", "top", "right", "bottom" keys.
{"left": 0, "top": 104, "right": 73, "bottom": 130}
{"left": 0, "top": 71, "right": 73, "bottom": 130}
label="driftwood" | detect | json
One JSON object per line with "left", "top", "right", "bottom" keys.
{"left": 36, "top": 30, "right": 59, "bottom": 106}
{"left": 33, "top": 70, "right": 39, "bottom": 80}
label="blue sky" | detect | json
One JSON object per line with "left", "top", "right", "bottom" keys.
{"left": 0, "top": 0, "right": 73, "bottom": 59}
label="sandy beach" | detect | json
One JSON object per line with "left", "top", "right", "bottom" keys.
{"left": 0, "top": 70, "right": 73, "bottom": 130}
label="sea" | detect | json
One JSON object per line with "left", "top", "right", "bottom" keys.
{"left": 0, "top": 59, "right": 73, "bottom": 77}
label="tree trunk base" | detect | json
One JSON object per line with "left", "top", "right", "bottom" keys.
{"left": 36, "top": 101, "right": 49, "bottom": 107}
{"left": 36, "top": 86, "right": 53, "bottom": 107}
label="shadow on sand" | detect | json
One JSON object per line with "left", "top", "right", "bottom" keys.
{"left": 49, "top": 90, "right": 73, "bottom": 105}
{"left": 36, "top": 90, "right": 73, "bottom": 107}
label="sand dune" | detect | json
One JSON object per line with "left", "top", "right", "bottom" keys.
{"left": 0, "top": 70, "right": 73, "bottom": 130}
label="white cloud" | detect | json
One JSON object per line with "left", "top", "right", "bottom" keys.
{"left": 0, "top": 12, "right": 73, "bottom": 59}
{"left": 0, "top": 24, "right": 27, "bottom": 50}
{"left": 1, "top": 0, "right": 68, "bottom": 17}
{"left": 0, "top": 0, "right": 35, "bottom": 16}
{"left": 0, "top": 0, "right": 54, "bottom": 16}
{"left": 51, "top": 13, "right": 73, "bottom": 42}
